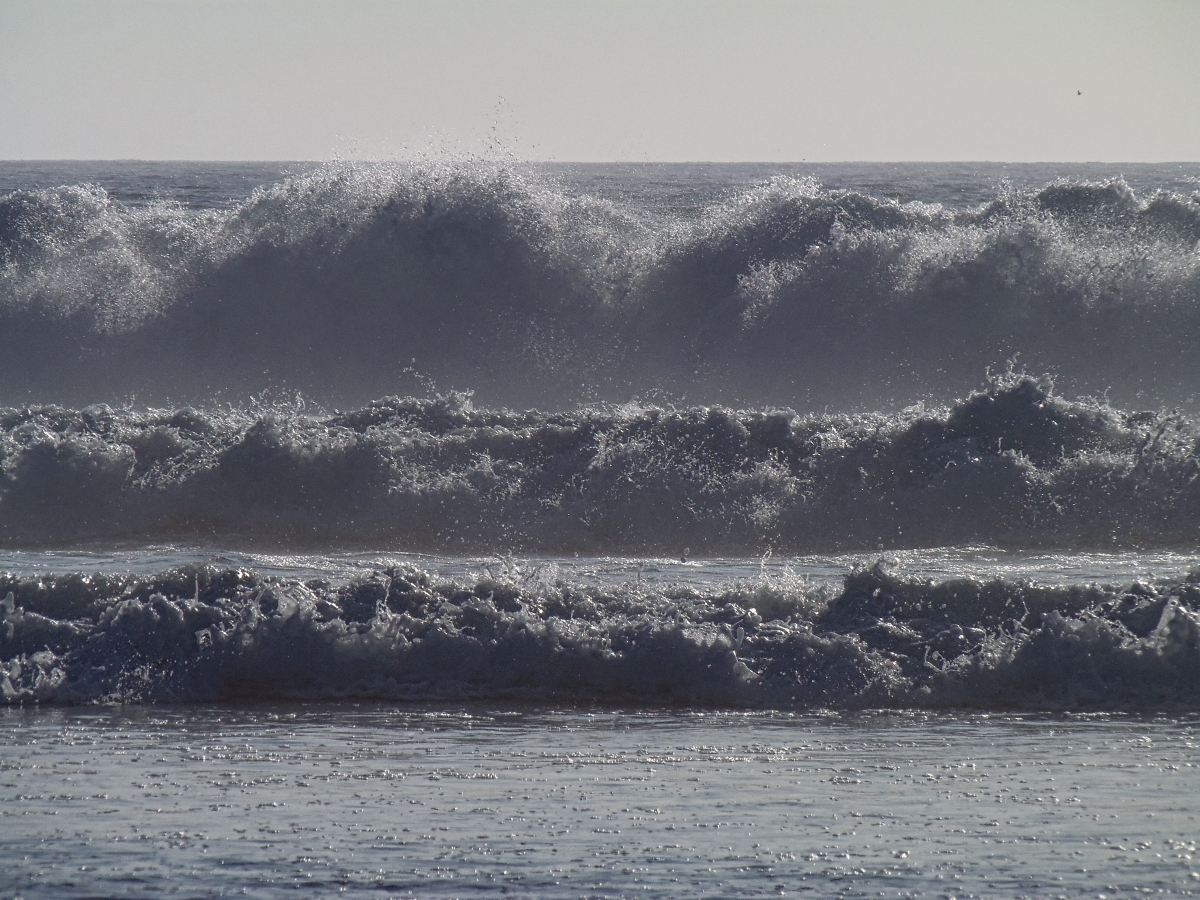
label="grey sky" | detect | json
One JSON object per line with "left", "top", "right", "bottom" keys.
{"left": 1, "top": 0, "right": 1196, "bottom": 161}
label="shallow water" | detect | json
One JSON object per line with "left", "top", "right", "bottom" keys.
{"left": 2, "top": 706, "right": 1197, "bottom": 898}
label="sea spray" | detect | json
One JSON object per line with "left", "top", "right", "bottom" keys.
{"left": 3, "top": 558, "right": 1199, "bottom": 709}
{"left": 3, "top": 162, "right": 1199, "bottom": 409}
{"left": 1, "top": 375, "right": 1197, "bottom": 552}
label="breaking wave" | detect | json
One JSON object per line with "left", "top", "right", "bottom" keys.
{"left": 2, "top": 374, "right": 1198, "bottom": 553}
{"left": 2, "top": 162, "right": 1199, "bottom": 409}
{"left": 4, "top": 558, "right": 1199, "bottom": 709}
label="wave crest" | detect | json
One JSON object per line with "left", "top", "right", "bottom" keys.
{"left": 5, "top": 559, "right": 1199, "bottom": 709}
{"left": 2, "top": 376, "right": 1197, "bottom": 553}
{"left": 2, "top": 163, "right": 1199, "bottom": 408}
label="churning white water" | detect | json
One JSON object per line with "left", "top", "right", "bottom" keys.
{"left": 3, "top": 161, "right": 1200, "bottom": 896}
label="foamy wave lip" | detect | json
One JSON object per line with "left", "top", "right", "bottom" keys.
{"left": 4, "top": 560, "right": 1199, "bottom": 709}
{"left": 1, "top": 375, "right": 1197, "bottom": 553}
{"left": 2, "top": 162, "right": 1200, "bottom": 408}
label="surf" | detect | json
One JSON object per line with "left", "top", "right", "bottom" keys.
{"left": 2, "top": 161, "right": 1198, "bottom": 410}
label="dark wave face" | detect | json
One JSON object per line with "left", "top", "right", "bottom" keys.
{"left": 2, "top": 376, "right": 1197, "bottom": 553}
{"left": 4, "top": 559, "right": 1199, "bottom": 709}
{"left": 2, "top": 162, "right": 1199, "bottom": 410}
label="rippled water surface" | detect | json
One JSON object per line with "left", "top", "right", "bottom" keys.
{"left": 2, "top": 706, "right": 1198, "bottom": 898}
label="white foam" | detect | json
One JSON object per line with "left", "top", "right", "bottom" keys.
{"left": 3, "top": 558, "right": 1198, "bottom": 709}
{"left": 2, "top": 163, "right": 1199, "bottom": 409}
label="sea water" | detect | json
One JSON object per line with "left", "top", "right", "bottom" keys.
{"left": 3, "top": 705, "right": 1198, "bottom": 899}
{"left": 2, "top": 160, "right": 1200, "bottom": 896}
{"left": 3, "top": 159, "right": 1200, "bottom": 410}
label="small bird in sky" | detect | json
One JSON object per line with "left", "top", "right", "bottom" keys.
{"left": 1077, "top": 90, "right": 1082, "bottom": 96}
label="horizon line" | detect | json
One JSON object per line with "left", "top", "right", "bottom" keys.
{"left": 3, "top": 158, "right": 1199, "bottom": 166}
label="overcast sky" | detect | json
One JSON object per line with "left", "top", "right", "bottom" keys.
{"left": 0, "top": 0, "right": 1196, "bottom": 162}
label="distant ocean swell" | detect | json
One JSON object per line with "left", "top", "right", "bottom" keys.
{"left": 2, "top": 162, "right": 1199, "bottom": 408}
{"left": 4, "top": 560, "right": 1199, "bottom": 708}
{"left": 2, "top": 375, "right": 1198, "bottom": 552}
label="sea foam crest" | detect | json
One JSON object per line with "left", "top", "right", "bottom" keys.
{"left": 2, "top": 163, "right": 1199, "bottom": 408}
{"left": 1, "top": 376, "right": 1198, "bottom": 552}
{"left": 3, "top": 560, "right": 1199, "bottom": 709}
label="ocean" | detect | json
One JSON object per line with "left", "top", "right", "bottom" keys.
{"left": 2, "top": 159, "right": 1199, "bottom": 897}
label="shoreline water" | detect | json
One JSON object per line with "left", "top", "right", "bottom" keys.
{"left": 3, "top": 704, "right": 1198, "bottom": 898}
